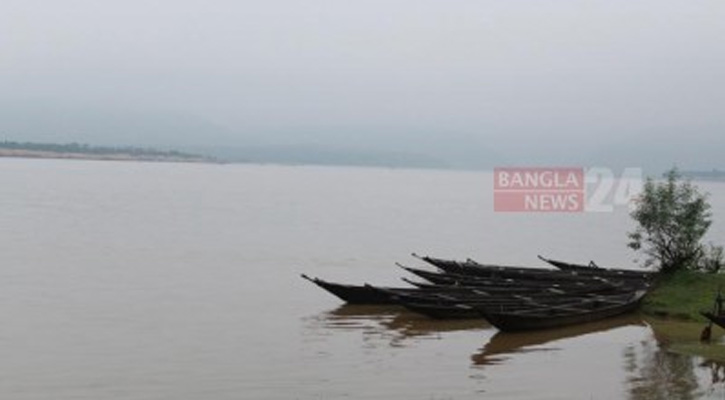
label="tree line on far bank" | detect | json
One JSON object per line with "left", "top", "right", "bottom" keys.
{"left": 0, "top": 140, "right": 204, "bottom": 160}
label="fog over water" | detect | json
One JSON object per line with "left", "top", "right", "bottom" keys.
{"left": 1, "top": 0, "right": 723, "bottom": 171}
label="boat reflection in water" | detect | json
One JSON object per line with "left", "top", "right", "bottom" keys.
{"left": 472, "top": 313, "right": 645, "bottom": 366}
{"left": 306, "top": 304, "right": 487, "bottom": 347}
{"left": 307, "top": 305, "right": 725, "bottom": 398}
{"left": 311, "top": 305, "right": 402, "bottom": 329}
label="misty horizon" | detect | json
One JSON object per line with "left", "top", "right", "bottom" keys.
{"left": 1, "top": 0, "right": 723, "bottom": 173}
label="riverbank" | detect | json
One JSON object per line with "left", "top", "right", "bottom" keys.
{"left": 642, "top": 271, "right": 725, "bottom": 321}
{"left": 642, "top": 270, "right": 725, "bottom": 321}
{"left": 643, "top": 270, "right": 725, "bottom": 362}
{"left": 646, "top": 316, "right": 725, "bottom": 362}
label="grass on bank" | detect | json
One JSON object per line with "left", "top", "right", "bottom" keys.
{"left": 669, "top": 342, "right": 725, "bottom": 363}
{"left": 642, "top": 271, "right": 725, "bottom": 363}
{"left": 642, "top": 270, "right": 725, "bottom": 321}
{"left": 645, "top": 317, "right": 725, "bottom": 361}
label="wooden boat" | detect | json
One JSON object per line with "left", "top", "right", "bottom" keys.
{"left": 397, "top": 288, "right": 646, "bottom": 319}
{"left": 401, "top": 265, "right": 525, "bottom": 286}
{"left": 413, "top": 253, "right": 555, "bottom": 277}
{"left": 300, "top": 274, "right": 400, "bottom": 304}
{"left": 413, "top": 256, "right": 623, "bottom": 283}
{"left": 301, "top": 274, "right": 544, "bottom": 305}
{"left": 701, "top": 291, "right": 725, "bottom": 331}
{"left": 537, "top": 255, "right": 654, "bottom": 280}
{"left": 538, "top": 255, "right": 603, "bottom": 271}
{"left": 400, "top": 266, "right": 554, "bottom": 288}
{"left": 413, "top": 253, "right": 652, "bottom": 283}
{"left": 701, "top": 312, "right": 725, "bottom": 329}
{"left": 399, "top": 264, "right": 615, "bottom": 288}
{"left": 377, "top": 280, "right": 630, "bottom": 307}
{"left": 479, "top": 290, "right": 647, "bottom": 332}
{"left": 398, "top": 300, "right": 570, "bottom": 320}
{"left": 401, "top": 277, "right": 455, "bottom": 289}
{"left": 372, "top": 286, "right": 528, "bottom": 305}
{"left": 462, "top": 259, "right": 650, "bottom": 283}
{"left": 411, "top": 253, "right": 468, "bottom": 270}
{"left": 400, "top": 277, "right": 559, "bottom": 291}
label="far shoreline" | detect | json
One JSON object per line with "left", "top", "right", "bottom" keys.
{"left": 0, "top": 148, "right": 218, "bottom": 164}
{"left": 4, "top": 148, "right": 725, "bottom": 183}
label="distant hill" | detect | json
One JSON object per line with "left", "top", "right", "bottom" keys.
{"left": 2, "top": 99, "right": 722, "bottom": 174}
{"left": 0, "top": 100, "right": 501, "bottom": 169}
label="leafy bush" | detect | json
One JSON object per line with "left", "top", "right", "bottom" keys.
{"left": 628, "top": 168, "right": 718, "bottom": 273}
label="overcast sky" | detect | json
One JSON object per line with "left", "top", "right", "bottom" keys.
{"left": 1, "top": 0, "right": 723, "bottom": 170}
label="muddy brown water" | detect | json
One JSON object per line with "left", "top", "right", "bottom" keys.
{"left": 2, "top": 159, "right": 725, "bottom": 399}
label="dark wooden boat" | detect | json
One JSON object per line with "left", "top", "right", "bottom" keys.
{"left": 372, "top": 286, "right": 529, "bottom": 305}
{"left": 701, "top": 290, "right": 725, "bottom": 331}
{"left": 400, "top": 266, "right": 555, "bottom": 288}
{"left": 398, "top": 300, "right": 567, "bottom": 320}
{"left": 413, "top": 253, "right": 652, "bottom": 283}
{"left": 413, "top": 254, "right": 556, "bottom": 278}
{"left": 400, "top": 277, "right": 554, "bottom": 291}
{"left": 414, "top": 256, "right": 634, "bottom": 283}
{"left": 300, "top": 274, "right": 400, "bottom": 304}
{"left": 701, "top": 312, "right": 725, "bottom": 329}
{"left": 399, "top": 278, "right": 644, "bottom": 297}
{"left": 411, "top": 253, "right": 468, "bottom": 270}
{"left": 301, "top": 274, "right": 541, "bottom": 305}
{"left": 537, "top": 255, "right": 654, "bottom": 280}
{"left": 381, "top": 285, "right": 645, "bottom": 319}
{"left": 461, "top": 259, "right": 650, "bottom": 283}
{"left": 400, "top": 302, "right": 482, "bottom": 319}
{"left": 479, "top": 290, "right": 647, "bottom": 332}
{"left": 379, "top": 281, "right": 627, "bottom": 306}
{"left": 401, "top": 266, "right": 527, "bottom": 286}
{"left": 537, "top": 254, "right": 602, "bottom": 271}
{"left": 401, "top": 277, "right": 449, "bottom": 289}
{"left": 398, "top": 288, "right": 645, "bottom": 319}
{"left": 399, "top": 265, "right": 615, "bottom": 288}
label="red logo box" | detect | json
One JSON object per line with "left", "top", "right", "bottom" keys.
{"left": 494, "top": 167, "right": 584, "bottom": 212}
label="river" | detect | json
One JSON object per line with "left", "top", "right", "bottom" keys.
{"left": 1, "top": 158, "right": 724, "bottom": 399}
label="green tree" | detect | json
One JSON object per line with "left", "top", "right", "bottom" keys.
{"left": 628, "top": 168, "right": 721, "bottom": 273}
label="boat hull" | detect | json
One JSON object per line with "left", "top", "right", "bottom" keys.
{"left": 480, "top": 291, "right": 646, "bottom": 332}
{"left": 701, "top": 312, "right": 725, "bottom": 330}
{"left": 301, "top": 275, "right": 397, "bottom": 304}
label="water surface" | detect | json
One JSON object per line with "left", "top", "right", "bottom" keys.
{"left": 1, "top": 159, "right": 725, "bottom": 399}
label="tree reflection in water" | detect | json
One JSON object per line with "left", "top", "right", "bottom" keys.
{"left": 624, "top": 340, "right": 699, "bottom": 399}
{"left": 625, "top": 319, "right": 725, "bottom": 399}
{"left": 701, "top": 359, "right": 725, "bottom": 385}
{"left": 472, "top": 314, "right": 725, "bottom": 398}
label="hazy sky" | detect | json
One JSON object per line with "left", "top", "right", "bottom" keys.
{"left": 1, "top": 0, "right": 723, "bottom": 169}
